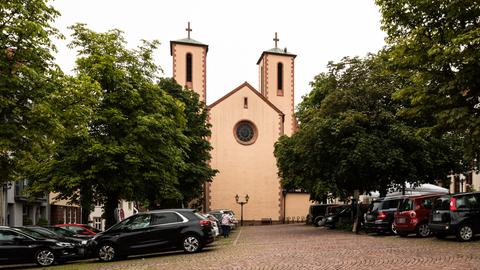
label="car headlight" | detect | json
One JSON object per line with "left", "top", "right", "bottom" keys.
{"left": 81, "top": 240, "right": 88, "bottom": 245}
{"left": 56, "top": 242, "right": 73, "bottom": 247}
{"left": 327, "top": 217, "right": 333, "bottom": 221}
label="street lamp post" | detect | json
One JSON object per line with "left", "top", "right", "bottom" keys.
{"left": 235, "top": 194, "right": 249, "bottom": 226}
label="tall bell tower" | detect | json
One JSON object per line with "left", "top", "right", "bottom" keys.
{"left": 170, "top": 22, "right": 208, "bottom": 103}
{"left": 257, "top": 32, "right": 297, "bottom": 136}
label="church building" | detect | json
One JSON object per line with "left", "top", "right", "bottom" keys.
{"left": 170, "top": 24, "right": 312, "bottom": 223}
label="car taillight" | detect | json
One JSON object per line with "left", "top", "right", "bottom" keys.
{"left": 450, "top": 197, "right": 457, "bottom": 211}
{"left": 377, "top": 211, "right": 386, "bottom": 220}
{"left": 199, "top": 220, "right": 211, "bottom": 226}
{"left": 409, "top": 211, "right": 416, "bottom": 218}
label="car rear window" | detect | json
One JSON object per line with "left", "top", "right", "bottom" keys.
{"left": 368, "top": 201, "right": 383, "bottom": 212}
{"left": 381, "top": 199, "right": 400, "bottom": 210}
{"left": 398, "top": 199, "right": 413, "bottom": 211}
{"left": 434, "top": 197, "right": 450, "bottom": 210}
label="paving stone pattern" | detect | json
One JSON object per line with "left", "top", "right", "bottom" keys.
{"left": 63, "top": 224, "right": 480, "bottom": 270}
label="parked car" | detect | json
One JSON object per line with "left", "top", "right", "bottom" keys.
{"left": 203, "top": 213, "right": 220, "bottom": 237}
{"left": 208, "top": 209, "right": 238, "bottom": 229}
{"left": 0, "top": 226, "right": 79, "bottom": 266}
{"left": 364, "top": 196, "right": 405, "bottom": 234}
{"left": 429, "top": 192, "right": 480, "bottom": 241}
{"left": 324, "top": 205, "right": 352, "bottom": 229}
{"left": 394, "top": 193, "right": 443, "bottom": 237}
{"left": 89, "top": 209, "right": 215, "bottom": 262}
{"left": 15, "top": 226, "right": 89, "bottom": 259}
{"left": 55, "top": 223, "right": 100, "bottom": 237}
{"left": 307, "top": 204, "right": 338, "bottom": 227}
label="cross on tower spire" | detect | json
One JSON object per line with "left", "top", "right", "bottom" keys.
{"left": 186, "top": 22, "right": 192, "bottom": 39}
{"left": 273, "top": 32, "right": 279, "bottom": 48}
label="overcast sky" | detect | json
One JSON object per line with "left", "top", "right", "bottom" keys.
{"left": 51, "top": 0, "right": 386, "bottom": 106}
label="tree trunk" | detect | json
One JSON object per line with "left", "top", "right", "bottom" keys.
{"left": 352, "top": 189, "right": 360, "bottom": 233}
{"left": 104, "top": 194, "right": 119, "bottom": 230}
{"left": 80, "top": 186, "right": 93, "bottom": 225}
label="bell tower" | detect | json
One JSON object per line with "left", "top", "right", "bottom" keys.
{"left": 257, "top": 32, "right": 297, "bottom": 135}
{"left": 170, "top": 22, "right": 208, "bottom": 103}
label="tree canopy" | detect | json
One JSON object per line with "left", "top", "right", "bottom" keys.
{"left": 376, "top": 0, "right": 480, "bottom": 164}
{"left": 29, "top": 24, "right": 194, "bottom": 228}
{"left": 0, "top": 0, "right": 62, "bottom": 185}
{"left": 275, "top": 55, "right": 465, "bottom": 199}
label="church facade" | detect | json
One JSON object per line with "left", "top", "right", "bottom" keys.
{"left": 170, "top": 27, "right": 312, "bottom": 223}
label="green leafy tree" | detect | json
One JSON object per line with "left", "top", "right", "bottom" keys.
{"left": 375, "top": 0, "right": 480, "bottom": 163}
{"left": 275, "top": 55, "right": 464, "bottom": 200}
{"left": 0, "top": 0, "right": 61, "bottom": 185}
{"left": 31, "top": 24, "right": 189, "bottom": 228}
{"left": 158, "top": 78, "right": 217, "bottom": 209}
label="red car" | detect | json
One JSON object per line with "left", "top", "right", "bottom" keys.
{"left": 394, "top": 193, "right": 444, "bottom": 237}
{"left": 54, "top": 224, "right": 101, "bottom": 237}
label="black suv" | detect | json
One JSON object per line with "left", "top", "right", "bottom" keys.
{"left": 429, "top": 192, "right": 480, "bottom": 241}
{"left": 307, "top": 204, "right": 338, "bottom": 227}
{"left": 89, "top": 209, "right": 215, "bottom": 262}
{"left": 364, "top": 196, "right": 405, "bottom": 234}
{"left": 0, "top": 226, "right": 79, "bottom": 266}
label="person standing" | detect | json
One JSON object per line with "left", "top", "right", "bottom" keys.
{"left": 221, "top": 212, "right": 232, "bottom": 238}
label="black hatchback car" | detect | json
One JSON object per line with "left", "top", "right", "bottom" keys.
{"left": 429, "top": 192, "right": 480, "bottom": 241}
{"left": 89, "top": 209, "right": 215, "bottom": 262}
{"left": 0, "top": 226, "right": 79, "bottom": 266}
{"left": 364, "top": 196, "right": 405, "bottom": 234}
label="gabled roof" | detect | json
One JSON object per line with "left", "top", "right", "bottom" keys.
{"left": 170, "top": 38, "right": 209, "bottom": 55}
{"left": 256, "top": 48, "right": 296, "bottom": 64}
{"left": 208, "top": 81, "right": 284, "bottom": 116}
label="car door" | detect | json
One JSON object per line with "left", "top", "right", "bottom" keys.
{"left": 0, "top": 230, "right": 35, "bottom": 263}
{"left": 114, "top": 214, "right": 152, "bottom": 255}
{"left": 145, "top": 212, "right": 184, "bottom": 251}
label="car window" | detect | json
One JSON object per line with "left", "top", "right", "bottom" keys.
{"left": 434, "top": 197, "right": 450, "bottom": 210}
{"left": 66, "top": 226, "right": 88, "bottom": 234}
{"left": 151, "top": 212, "right": 181, "bottom": 225}
{"left": 422, "top": 199, "right": 433, "bottom": 209}
{"left": 368, "top": 201, "right": 383, "bottom": 212}
{"left": 455, "top": 196, "right": 468, "bottom": 209}
{"left": 83, "top": 225, "right": 101, "bottom": 233}
{"left": 465, "top": 195, "right": 479, "bottom": 209}
{"left": 398, "top": 199, "right": 413, "bottom": 211}
{"left": 381, "top": 199, "right": 400, "bottom": 210}
{"left": 0, "top": 230, "right": 21, "bottom": 241}
{"left": 124, "top": 214, "right": 151, "bottom": 230}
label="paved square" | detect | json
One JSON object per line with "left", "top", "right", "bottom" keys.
{"left": 4, "top": 224, "right": 480, "bottom": 270}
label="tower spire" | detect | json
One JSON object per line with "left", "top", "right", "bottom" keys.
{"left": 186, "top": 22, "right": 192, "bottom": 39}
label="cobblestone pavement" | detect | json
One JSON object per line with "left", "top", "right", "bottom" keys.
{"left": 4, "top": 224, "right": 480, "bottom": 270}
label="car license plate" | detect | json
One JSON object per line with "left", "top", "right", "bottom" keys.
{"left": 366, "top": 214, "right": 374, "bottom": 220}
{"left": 397, "top": 217, "right": 406, "bottom": 224}
{"left": 433, "top": 214, "right": 442, "bottom": 222}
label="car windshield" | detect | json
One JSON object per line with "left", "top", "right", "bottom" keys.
{"left": 50, "top": 227, "right": 76, "bottom": 236}
{"left": 381, "top": 199, "right": 400, "bottom": 210}
{"left": 83, "top": 225, "right": 101, "bottom": 233}
{"left": 15, "top": 228, "right": 49, "bottom": 239}
{"left": 398, "top": 199, "right": 414, "bottom": 211}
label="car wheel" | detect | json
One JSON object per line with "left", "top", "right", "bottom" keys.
{"left": 35, "top": 249, "right": 55, "bottom": 266}
{"left": 416, "top": 223, "right": 431, "bottom": 238}
{"left": 391, "top": 223, "right": 397, "bottom": 235}
{"left": 182, "top": 234, "right": 202, "bottom": 253}
{"left": 456, "top": 224, "right": 474, "bottom": 241}
{"left": 97, "top": 243, "right": 117, "bottom": 262}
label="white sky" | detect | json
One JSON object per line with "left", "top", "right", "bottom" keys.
{"left": 51, "top": 0, "right": 386, "bottom": 106}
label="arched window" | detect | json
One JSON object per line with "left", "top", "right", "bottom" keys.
{"left": 186, "top": 53, "right": 192, "bottom": 83}
{"left": 277, "top": 62, "right": 283, "bottom": 95}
